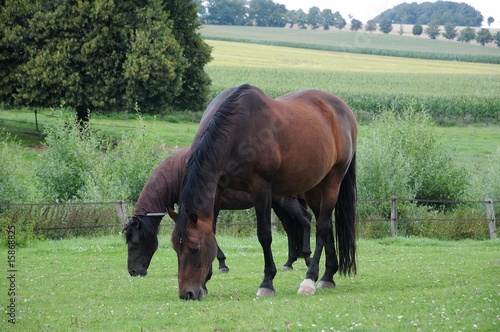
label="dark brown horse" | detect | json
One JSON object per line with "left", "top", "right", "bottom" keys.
{"left": 171, "top": 84, "right": 357, "bottom": 300}
{"left": 123, "top": 147, "right": 311, "bottom": 277}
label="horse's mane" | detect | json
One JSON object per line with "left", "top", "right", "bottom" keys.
{"left": 173, "top": 84, "right": 260, "bottom": 244}
{"left": 124, "top": 215, "right": 161, "bottom": 255}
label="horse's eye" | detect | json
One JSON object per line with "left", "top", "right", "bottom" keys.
{"left": 190, "top": 246, "right": 200, "bottom": 254}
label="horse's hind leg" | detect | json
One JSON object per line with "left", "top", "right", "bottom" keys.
{"left": 216, "top": 245, "right": 229, "bottom": 273}
{"left": 298, "top": 177, "right": 341, "bottom": 295}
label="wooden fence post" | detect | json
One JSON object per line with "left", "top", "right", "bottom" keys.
{"left": 115, "top": 201, "right": 128, "bottom": 227}
{"left": 485, "top": 198, "right": 497, "bottom": 240}
{"left": 391, "top": 196, "right": 398, "bottom": 236}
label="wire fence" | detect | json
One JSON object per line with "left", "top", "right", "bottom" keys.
{"left": 0, "top": 197, "right": 497, "bottom": 240}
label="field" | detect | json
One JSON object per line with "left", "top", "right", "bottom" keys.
{"left": 1, "top": 234, "right": 498, "bottom": 331}
{"left": 1, "top": 25, "right": 499, "bottom": 331}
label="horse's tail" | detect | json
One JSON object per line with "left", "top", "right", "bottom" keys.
{"left": 335, "top": 153, "right": 357, "bottom": 276}
{"left": 287, "top": 216, "right": 304, "bottom": 258}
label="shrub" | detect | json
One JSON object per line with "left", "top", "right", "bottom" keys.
{"left": 35, "top": 110, "right": 107, "bottom": 202}
{"left": 357, "top": 108, "right": 470, "bottom": 218}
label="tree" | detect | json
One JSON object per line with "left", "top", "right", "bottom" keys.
{"left": 412, "top": 24, "right": 423, "bottom": 36}
{"left": 320, "top": 9, "right": 335, "bottom": 30}
{"left": 476, "top": 28, "right": 493, "bottom": 46}
{"left": 487, "top": 17, "right": 494, "bottom": 26}
{"left": 457, "top": 27, "right": 476, "bottom": 44}
{"left": 332, "top": 12, "right": 347, "bottom": 30}
{"left": 350, "top": 19, "right": 362, "bottom": 31}
{"left": 494, "top": 31, "right": 500, "bottom": 48}
{"left": 2, "top": 0, "right": 212, "bottom": 119}
{"left": 286, "top": 9, "right": 307, "bottom": 29}
{"left": 442, "top": 22, "right": 457, "bottom": 41}
{"left": 378, "top": 19, "right": 393, "bottom": 34}
{"left": 248, "top": 0, "right": 287, "bottom": 27}
{"left": 398, "top": 24, "right": 404, "bottom": 35}
{"left": 204, "top": 0, "right": 248, "bottom": 26}
{"left": 425, "top": 21, "right": 440, "bottom": 39}
{"left": 365, "top": 20, "right": 377, "bottom": 32}
{"left": 0, "top": 0, "right": 40, "bottom": 106}
{"left": 307, "top": 6, "right": 321, "bottom": 29}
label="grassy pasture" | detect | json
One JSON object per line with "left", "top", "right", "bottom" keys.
{"left": 1, "top": 234, "right": 498, "bottom": 331}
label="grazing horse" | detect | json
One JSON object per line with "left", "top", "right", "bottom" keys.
{"left": 171, "top": 84, "right": 357, "bottom": 300}
{"left": 123, "top": 147, "right": 312, "bottom": 277}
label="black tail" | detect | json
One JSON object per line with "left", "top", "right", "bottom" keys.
{"left": 335, "top": 153, "right": 357, "bottom": 276}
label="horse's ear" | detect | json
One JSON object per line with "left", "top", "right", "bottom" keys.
{"left": 134, "top": 217, "right": 141, "bottom": 230}
{"left": 167, "top": 207, "right": 178, "bottom": 221}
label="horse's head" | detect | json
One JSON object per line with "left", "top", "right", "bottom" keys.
{"left": 170, "top": 208, "right": 217, "bottom": 300}
{"left": 123, "top": 216, "right": 160, "bottom": 277}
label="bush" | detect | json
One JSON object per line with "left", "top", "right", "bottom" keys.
{"left": 35, "top": 110, "right": 107, "bottom": 202}
{"left": 357, "top": 108, "right": 470, "bottom": 217}
{"left": 0, "top": 132, "right": 35, "bottom": 210}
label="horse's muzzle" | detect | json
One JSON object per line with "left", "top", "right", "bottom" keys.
{"left": 129, "top": 268, "right": 147, "bottom": 277}
{"left": 179, "top": 289, "right": 204, "bottom": 301}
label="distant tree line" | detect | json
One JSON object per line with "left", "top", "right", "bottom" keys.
{"left": 374, "top": 1, "right": 484, "bottom": 26}
{"left": 0, "top": 0, "right": 212, "bottom": 119}
{"left": 197, "top": 0, "right": 353, "bottom": 30}
{"left": 198, "top": 0, "right": 493, "bottom": 30}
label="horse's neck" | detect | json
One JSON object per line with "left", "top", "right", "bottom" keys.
{"left": 134, "top": 161, "right": 181, "bottom": 215}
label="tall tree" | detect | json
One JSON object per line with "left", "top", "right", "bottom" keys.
{"left": 476, "top": 28, "right": 493, "bottom": 46}
{"left": 412, "top": 24, "right": 423, "bottom": 36}
{"left": 1, "top": 0, "right": 211, "bottom": 119}
{"left": 306, "top": 6, "right": 321, "bottom": 29}
{"left": 378, "top": 19, "right": 393, "bottom": 34}
{"left": 350, "top": 19, "right": 363, "bottom": 31}
{"left": 442, "top": 22, "right": 457, "bottom": 41}
{"left": 203, "top": 0, "right": 248, "bottom": 26}
{"left": 425, "top": 21, "right": 440, "bottom": 39}
{"left": 457, "top": 26, "right": 476, "bottom": 44}
{"left": 248, "top": 0, "right": 287, "bottom": 27}
{"left": 163, "top": 0, "right": 212, "bottom": 111}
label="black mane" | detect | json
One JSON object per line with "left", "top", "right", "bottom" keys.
{"left": 173, "top": 84, "right": 259, "bottom": 243}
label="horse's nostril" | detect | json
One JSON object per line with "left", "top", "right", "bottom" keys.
{"left": 129, "top": 269, "right": 137, "bottom": 276}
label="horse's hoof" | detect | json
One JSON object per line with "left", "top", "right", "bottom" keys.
{"left": 218, "top": 267, "right": 229, "bottom": 273}
{"left": 256, "top": 288, "right": 275, "bottom": 296}
{"left": 297, "top": 278, "right": 315, "bottom": 295}
{"left": 282, "top": 265, "right": 293, "bottom": 271}
{"left": 317, "top": 280, "right": 336, "bottom": 289}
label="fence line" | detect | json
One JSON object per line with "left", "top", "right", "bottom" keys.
{"left": 0, "top": 198, "right": 497, "bottom": 239}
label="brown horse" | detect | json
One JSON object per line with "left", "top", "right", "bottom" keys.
{"left": 123, "top": 147, "right": 311, "bottom": 277}
{"left": 171, "top": 84, "right": 357, "bottom": 300}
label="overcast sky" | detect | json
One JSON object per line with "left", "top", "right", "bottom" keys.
{"left": 277, "top": 0, "right": 500, "bottom": 28}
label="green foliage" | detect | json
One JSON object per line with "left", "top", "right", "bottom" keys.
{"left": 365, "top": 20, "right": 377, "bottom": 32}
{"left": 495, "top": 31, "right": 500, "bottom": 47}
{"left": 357, "top": 108, "right": 470, "bottom": 218}
{"left": 350, "top": 19, "right": 362, "bottom": 31}
{"left": 35, "top": 110, "right": 107, "bottom": 202}
{"left": 0, "top": 0, "right": 212, "bottom": 115}
{"left": 375, "top": 1, "right": 483, "bottom": 26}
{"left": 165, "top": 0, "right": 213, "bottom": 112}
{"left": 476, "top": 28, "right": 493, "bottom": 46}
{"left": 123, "top": 1, "right": 186, "bottom": 113}
{"left": 425, "top": 21, "right": 440, "bottom": 40}
{"left": 378, "top": 19, "right": 393, "bottom": 34}
{"left": 442, "top": 22, "right": 457, "bottom": 40}
{"left": 412, "top": 24, "right": 423, "bottom": 36}
{"left": 0, "top": 132, "right": 31, "bottom": 211}
{"left": 457, "top": 27, "right": 476, "bottom": 43}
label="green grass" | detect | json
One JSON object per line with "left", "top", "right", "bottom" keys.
{"left": 1, "top": 234, "right": 498, "bottom": 331}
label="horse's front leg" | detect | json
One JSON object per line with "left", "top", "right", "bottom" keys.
{"left": 253, "top": 186, "right": 276, "bottom": 296}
